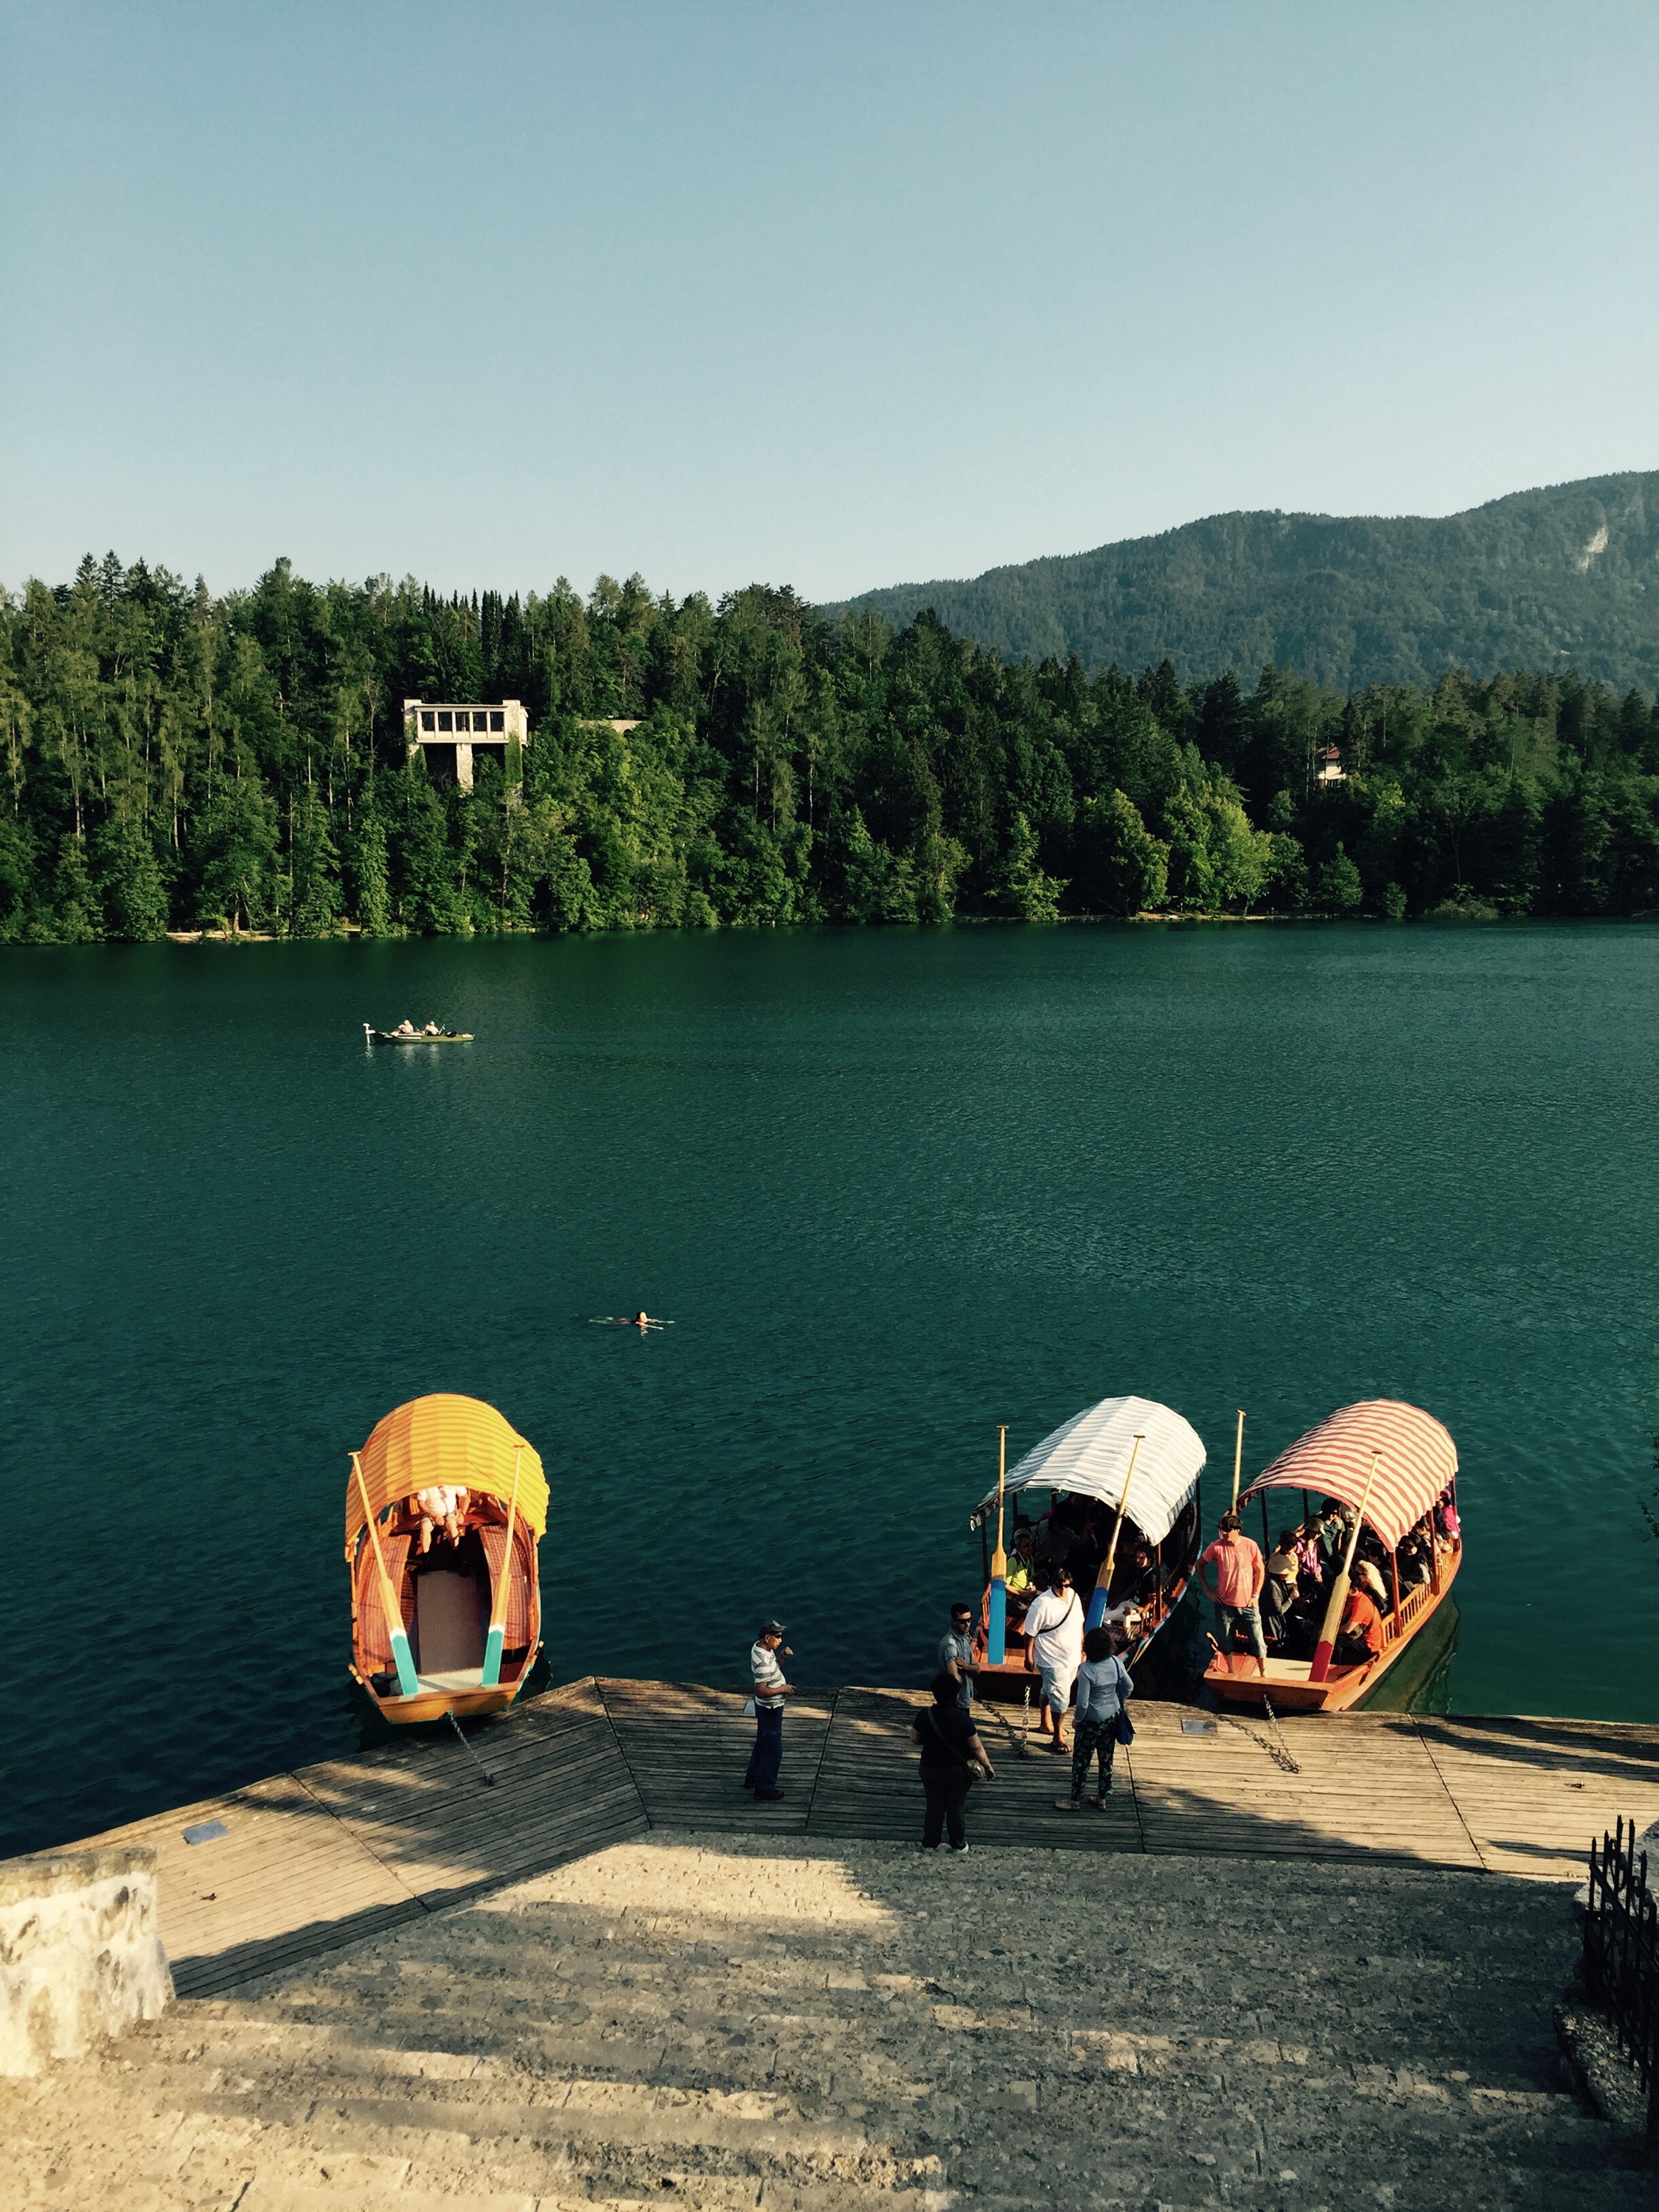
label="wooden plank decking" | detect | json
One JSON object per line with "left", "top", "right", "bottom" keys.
{"left": 58, "top": 1679, "right": 1659, "bottom": 1998}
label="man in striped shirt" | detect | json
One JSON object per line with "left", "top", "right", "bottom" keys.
{"left": 744, "top": 1620, "right": 793, "bottom": 1801}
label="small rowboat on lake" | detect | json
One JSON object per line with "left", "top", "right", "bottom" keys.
{"left": 346, "top": 1393, "right": 547, "bottom": 1725}
{"left": 364, "top": 1022, "right": 473, "bottom": 1043}
{"left": 970, "top": 1394, "right": 1207, "bottom": 1698}
{"left": 1203, "top": 1397, "right": 1462, "bottom": 1714}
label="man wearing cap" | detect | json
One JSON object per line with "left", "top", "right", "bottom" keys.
{"left": 745, "top": 1620, "right": 793, "bottom": 1801}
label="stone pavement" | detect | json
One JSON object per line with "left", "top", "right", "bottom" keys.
{"left": 4, "top": 1832, "right": 1652, "bottom": 2212}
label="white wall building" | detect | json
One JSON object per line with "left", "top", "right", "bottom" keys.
{"left": 403, "top": 699, "right": 529, "bottom": 790}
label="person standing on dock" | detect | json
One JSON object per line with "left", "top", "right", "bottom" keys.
{"left": 744, "top": 1620, "right": 793, "bottom": 1802}
{"left": 938, "top": 1604, "right": 978, "bottom": 1708}
{"left": 1020, "top": 1568, "right": 1084, "bottom": 1755}
{"left": 1200, "top": 1511, "right": 1267, "bottom": 1672}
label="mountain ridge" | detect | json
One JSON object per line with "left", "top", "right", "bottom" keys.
{"left": 830, "top": 470, "right": 1659, "bottom": 693}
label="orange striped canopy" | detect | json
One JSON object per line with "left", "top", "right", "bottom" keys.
{"left": 1239, "top": 1399, "right": 1457, "bottom": 1551}
{"left": 344, "top": 1393, "right": 549, "bottom": 1556}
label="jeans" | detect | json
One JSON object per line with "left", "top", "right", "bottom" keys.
{"left": 1215, "top": 1601, "right": 1267, "bottom": 1665}
{"left": 745, "top": 1704, "right": 783, "bottom": 1792}
{"left": 1069, "top": 1714, "right": 1118, "bottom": 1801}
{"left": 921, "top": 1767, "right": 973, "bottom": 1848}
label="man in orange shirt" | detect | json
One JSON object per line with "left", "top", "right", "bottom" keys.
{"left": 1200, "top": 1511, "right": 1267, "bottom": 1672}
{"left": 1335, "top": 1585, "right": 1382, "bottom": 1666}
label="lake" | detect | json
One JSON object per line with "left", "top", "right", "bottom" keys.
{"left": 1, "top": 919, "right": 1655, "bottom": 1858}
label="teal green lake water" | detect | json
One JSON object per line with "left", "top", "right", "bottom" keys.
{"left": 2, "top": 922, "right": 1655, "bottom": 1857}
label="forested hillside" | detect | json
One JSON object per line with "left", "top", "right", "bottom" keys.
{"left": 3, "top": 553, "right": 1659, "bottom": 943}
{"left": 835, "top": 472, "right": 1659, "bottom": 694}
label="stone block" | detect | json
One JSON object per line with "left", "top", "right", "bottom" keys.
{"left": 0, "top": 1845, "right": 172, "bottom": 2075}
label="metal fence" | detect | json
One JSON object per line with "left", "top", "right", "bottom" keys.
{"left": 1584, "top": 1818, "right": 1659, "bottom": 2138}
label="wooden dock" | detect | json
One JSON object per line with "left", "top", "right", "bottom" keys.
{"left": 67, "top": 1680, "right": 1659, "bottom": 1999}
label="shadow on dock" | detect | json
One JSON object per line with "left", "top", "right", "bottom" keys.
{"left": 65, "top": 1675, "right": 1659, "bottom": 1997}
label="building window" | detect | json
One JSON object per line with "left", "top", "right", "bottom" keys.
{"left": 490, "top": 710, "right": 504, "bottom": 731}
{"left": 420, "top": 710, "right": 435, "bottom": 731}
{"left": 437, "top": 711, "right": 453, "bottom": 732}
{"left": 473, "top": 711, "right": 488, "bottom": 731}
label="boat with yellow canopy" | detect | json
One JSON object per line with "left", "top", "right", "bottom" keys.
{"left": 345, "top": 1393, "right": 548, "bottom": 1725}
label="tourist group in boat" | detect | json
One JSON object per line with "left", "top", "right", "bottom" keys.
{"left": 735, "top": 1389, "right": 1463, "bottom": 1848}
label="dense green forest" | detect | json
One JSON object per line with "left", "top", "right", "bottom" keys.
{"left": 4, "top": 552, "right": 1659, "bottom": 943}
{"left": 838, "top": 471, "right": 1659, "bottom": 694}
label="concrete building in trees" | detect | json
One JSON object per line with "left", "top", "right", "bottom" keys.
{"left": 403, "top": 699, "right": 529, "bottom": 790}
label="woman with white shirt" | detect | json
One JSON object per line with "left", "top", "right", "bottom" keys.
{"left": 1020, "top": 1567, "right": 1085, "bottom": 1755}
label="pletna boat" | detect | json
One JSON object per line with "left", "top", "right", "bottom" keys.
{"left": 1202, "top": 1397, "right": 1461, "bottom": 1714}
{"left": 346, "top": 1392, "right": 546, "bottom": 1724}
{"left": 364, "top": 1022, "right": 473, "bottom": 1043}
{"left": 970, "top": 1394, "right": 1206, "bottom": 1698}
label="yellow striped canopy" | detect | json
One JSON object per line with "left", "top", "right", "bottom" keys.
{"left": 344, "top": 1393, "right": 549, "bottom": 1555}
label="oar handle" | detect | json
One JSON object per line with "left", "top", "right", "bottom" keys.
{"left": 1096, "top": 1434, "right": 1144, "bottom": 1592}
{"left": 1309, "top": 1454, "right": 1382, "bottom": 1683}
{"left": 488, "top": 1446, "right": 524, "bottom": 1633}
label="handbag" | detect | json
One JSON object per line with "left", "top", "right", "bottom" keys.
{"left": 1113, "top": 1660, "right": 1135, "bottom": 1745}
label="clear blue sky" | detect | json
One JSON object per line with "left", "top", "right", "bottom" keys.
{"left": 3, "top": 1, "right": 1655, "bottom": 604}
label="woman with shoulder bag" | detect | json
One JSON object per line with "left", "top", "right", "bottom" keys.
{"left": 911, "top": 1671, "right": 997, "bottom": 1853}
{"left": 1055, "top": 1625, "right": 1133, "bottom": 1812}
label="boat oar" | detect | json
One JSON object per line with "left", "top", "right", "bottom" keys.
{"left": 1308, "top": 1453, "right": 1382, "bottom": 1684}
{"left": 352, "top": 1450, "right": 420, "bottom": 1698}
{"left": 987, "top": 1425, "right": 1009, "bottom": 1666}
{"left": 480, "top": 1445, "right": 523, "bottom": 1688}
{"left": 1086, "top": 1432, "right": 1144, "bottom": 1631}
{"left": 1230, "top": 1410, "right": 1245, "bottom": 1512}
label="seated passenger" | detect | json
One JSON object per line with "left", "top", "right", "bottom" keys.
{"left": 1399, "top": 1530, "right": 1432, "bottom": 1587}
{"left": 1354, "top": 1559, "right": 1390, "bottom": 1609}
{"left": 412, "top": 1484, "right": 469, "bottom": 1550}
{"left": 1436, "top": 1488, "right": 1461, "bottom": 1542}
{"left": 1004, "top": 1526, "right": 1037, "bottom": 1595}
{"left": 1291, "top": 1522, "right": 1324, "bottom": 1595}
{"left": 1262, "top": 1534, "right": 1300, "bottom": 1642}
{"left": 1333, "top": 1583, "right": 1382, "bottom": 1666}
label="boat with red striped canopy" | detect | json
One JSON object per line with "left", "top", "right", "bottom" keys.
{"left": 1203, "top": 1399, "right": 1461, "bottom": 1714}
{"left": 345, "top": 1393, "right": 546, "bottom": 1725}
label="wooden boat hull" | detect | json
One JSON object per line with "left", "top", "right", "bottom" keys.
{"left": 1203, "top": 1540, "right": 1461, "bottom": 1714}
{"left": 349, "top": 1664, "right": 535, "bottom": 1726}
{"left": 349, "top": 1510, "right": 540, "bottom": 1724}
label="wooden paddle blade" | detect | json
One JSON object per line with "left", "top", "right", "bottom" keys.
{"left": 388, "top": 1624, "right": 420, "bottom": 1699}
{"left": 987, "top": 1579, "right": 1007, "bottom": 1666}
{"left": 480, "top": 1620, "right": 505, "bottom": 1688}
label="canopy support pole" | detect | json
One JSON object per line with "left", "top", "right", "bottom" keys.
{"left": 1230, "top": 1410, "right": 1245, "bottom": 1512}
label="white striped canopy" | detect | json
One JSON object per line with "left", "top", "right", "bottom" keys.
{"left": 974, "top": 1396, "right": 1206, "bottom": 1547}
{"left": 1240, "top": 1399, "right": 1457, "bottom": 1551}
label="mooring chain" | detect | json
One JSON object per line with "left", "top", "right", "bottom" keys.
{"left": 1222, "top": 1689, "right": 1301, "bottom": 1774}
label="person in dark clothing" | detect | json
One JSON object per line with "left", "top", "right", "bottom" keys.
{"left": 910, "top": 1669, "right": 997, "bottom": 1852}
